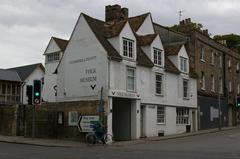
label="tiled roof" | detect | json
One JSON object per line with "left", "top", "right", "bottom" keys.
{"left": 165, "top": 57, "right": 180, "bottom": 74}
{"left": 164, "top": 44, "right": 183, "bottom": 56}
{"left": 52, "top": 37, "right": 68, "bottom": 51}
{"left": 83, "top": 13, "right": 122, "bottom": 61}
{"left": 104, "top": 21, "right": 127, "bottom": 38}
{"left": 128, "top": 13, "right": 149, "bottom": 32}
{"left": 137, "top": 47, "right": 154, "bottom": 67}
{"left": 8, "top": 63, "right": 45, "bottom": 81}
{"left": 0, "top": 69, "right": 21, "bottom": 82}
{"left": 137, "top": 34, "right": 157, "bottom": 46}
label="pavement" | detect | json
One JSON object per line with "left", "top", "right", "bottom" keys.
{"left": 0, "top": 126, "right": 239, "bottom": 148}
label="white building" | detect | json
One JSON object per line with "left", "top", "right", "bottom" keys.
{"left": 8, "top": 63, "right": 45, "bottom": 105}
{"left": 46, "top": 5, "right": 198, "bottom": 140}
{"left": 43, "top": 37, "right": 68, "bottom": 102}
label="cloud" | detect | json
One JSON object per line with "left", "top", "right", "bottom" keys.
{"left": 0, "top": 0, "right": 239, "bottom": 68}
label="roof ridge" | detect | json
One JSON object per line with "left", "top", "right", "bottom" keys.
{"left": 7, "top": 63, "right": 42, "bottom": 69}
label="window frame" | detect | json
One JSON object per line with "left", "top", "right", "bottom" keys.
{"left": 46, "top": 52, "right": 60, "bottom": 63}
{"left": 183, "top": 79, "right": 189, "bottom": 99}
{"left": 180, "top": 56, "right": 188, "bottom": 73}
{"left": 210, "top": 51, "right": 215, "bottom": 65}
{"left": 126, "top": 67, "right": 136, "bottom": 92}
{"left": 200, "top": 46, "right": 205, "bottom": 62}
{"left": 219, "top": 55, "right": 222, "bottom": 68}
{"left": 219, "top": 77, "right": 223, "bottom": 94}
{"left": 157, "top": 106, "right": 165, "bottom": 124}
{"left": 176, "top": 107, "right": 189, "bottom": 125}
{"left": 229, "top": 80, "right": 232, "bottom": 92}
{"left": 211, "top": 75, "right": 215, "bottom": 92}
{"left": 123, "top": 38, "right": 134, "bottom": 59}
{"left": 200, "top": 72, "right": 205, "bottom": 90}
{"left": 155, "top": 73, "right": 163, "bottom": 96}
{"left": 68, "top": 111, "right": 79, "bottom": 126}
{"left": 153, "top": 48, "right": 163, "bottom": 66}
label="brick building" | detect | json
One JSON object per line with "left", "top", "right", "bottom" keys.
{"left": 160, "top": 18, "right": 240, "bottom": 129}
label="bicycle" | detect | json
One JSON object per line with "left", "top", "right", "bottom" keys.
{"left": 85, "top": 130, "right": 113, "bottom": 145}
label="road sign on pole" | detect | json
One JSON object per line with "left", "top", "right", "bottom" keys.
{"left": 77, "top": 115, "right": 99, "bottom": 132}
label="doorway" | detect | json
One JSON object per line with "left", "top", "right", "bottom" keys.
{"left": 112, "top": 98, "right": 132, "bottom": 141}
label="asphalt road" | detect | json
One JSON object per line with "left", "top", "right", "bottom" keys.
{"left": 0, "top": 129, "right": 240, "bottom": 159}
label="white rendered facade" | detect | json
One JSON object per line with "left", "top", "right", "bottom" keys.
{"left": 50, "top": 11, "right": 198, "bottom": 140}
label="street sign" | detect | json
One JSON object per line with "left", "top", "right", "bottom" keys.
{"left": 77, "top": 115, "right": 99, "bottom": 132}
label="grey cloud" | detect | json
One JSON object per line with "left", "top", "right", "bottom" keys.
{"left": 0, "top": 0, "right": 239, "bottom": 68}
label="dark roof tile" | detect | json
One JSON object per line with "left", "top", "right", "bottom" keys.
{"left": 8, "top": 63, "right": 44, "bottom": 81}
{"left": 137, "top": 34, "right": 157, "bottom": 46}
{"left": 52, "top": 37, "right": 68, "bottom": 51}
{"left": 137, "top": 47, "right": 154, "bottom": 67}
{"left": 164, "top": 44, "right": 183, "bottom": 56}
{"left": 0, "top": 69, "right": 22, "bottom": 82}
{"left": 165, "top": 57, "right": 180, "bottom": 74}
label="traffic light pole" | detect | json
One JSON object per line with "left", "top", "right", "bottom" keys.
{"left": 32, "top": 104, "right": 35, "bottom": 140}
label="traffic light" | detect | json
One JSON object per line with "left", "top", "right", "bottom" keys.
{"left": 33, "top": 80, "right": 41, "bottom": 105}
{"left": 236, "top": 96, "right": 240, "bottom": 108}
{"left": 26, "top": 85, "right": 33, "bottom": 105}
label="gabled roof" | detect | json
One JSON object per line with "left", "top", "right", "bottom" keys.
{"left": 82, "top": 13, "right": 122, "bottom": 61}
{"left": 128, "top": 13, "right": 149, "bottom": 32}
{"left": 164, "top": 44, "right": 183, "bottom": 56}
{"left": 137, "top": 47, "right": 154, "bottom": 67}
{"left": 52, "top": 37, "right": 68, "bottom": 51}
{"left": 137, "top": 34, "right": 158, "bottom": 46}
{"left": 104, "top": 21, "right": 127, "bottom": 38}
{"left": 8, "top": 63, "right": 45, "bottom": 81}
{"left": 0, "top": 69, "right": 21, "bottom": 82}
{"left": 165, "top": 57, "right": 181, "bottom": 74}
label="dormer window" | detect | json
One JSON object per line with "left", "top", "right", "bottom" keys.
{"left": 153, "top": 48, "right": 163, "bottom": 66}
{"left": 180, "top": 57, "right": 188, "bottom": 73}
{"left": 46, "top": 52, "right": 60, "bottom": 62}
{"left": 123, "top": 38, "right": 134, "bottom": 58}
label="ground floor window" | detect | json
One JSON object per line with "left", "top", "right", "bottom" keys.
{"left": 68, "top": 111, "right": 78, "bottom": 126}
{"left": 176, "top": 107, "right": 189, "bottom": 124}
{"left": 157, "top": 106, "right": 165, "bottom": 124}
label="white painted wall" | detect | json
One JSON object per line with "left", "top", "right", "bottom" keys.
{"left": 136, "top": 14, "right": 155, "bottom": 35}
{"left": 42, "top": 38, "right": 62, "bottom": 102}
{"left": 57, "top": 14, "right": 108, "bottom": 101}
{"left": 22, "top": 67, "right": 44, "bottom": 104}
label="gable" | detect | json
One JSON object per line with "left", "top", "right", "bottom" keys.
{"left": 178, "top": 45, "right": 189, "bottom": 59}
{"left": 44, "top": 38, "right": 61, "bottom": 55}
{"left": 136, "top": 14, "right": 155, "bottom": 35}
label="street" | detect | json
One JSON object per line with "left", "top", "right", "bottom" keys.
{"left": 0, "top": 129, "right": 240, "bottom": 159}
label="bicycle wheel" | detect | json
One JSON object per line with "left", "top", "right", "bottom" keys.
{"left": 86, "top": 134, "right": 96, "bottom": 145}
{"left": 104, "top": 134, "right": 113, "bottom": 144}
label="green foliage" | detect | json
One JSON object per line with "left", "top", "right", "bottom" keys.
{"left": 214, "top": 34, "right": 240, "bottom": 52}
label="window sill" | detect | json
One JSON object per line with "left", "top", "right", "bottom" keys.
{"left": 154, "top": 64, "right": 164, "bottom": 70}
{"left": 155, "top": 93, "right": 164, "bottom": 97}
{"left": 200, "top": 59, "right": 206, "bottom": 63}
{"left": 123, "top": 56, "right": 135, "bottom": 62}
{"left": 201, "top": 88, "right": 206, "bottom": 91}
{"left": 183, "top": 97, "right": 190, "bottom": 100}
{"left": 157, "top": 123, "right": 166, "bottom": 125}
{"left": 126, "top": 90, "right": 136, "bottom": 93}
{"left": 210, "top": 63, "right": 215, "bottom": 66}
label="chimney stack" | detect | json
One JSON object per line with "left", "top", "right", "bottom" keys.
{"left": 105, "top": 4, "right": 129, "bottom": 22}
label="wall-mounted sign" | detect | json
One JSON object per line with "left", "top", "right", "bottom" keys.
{"left": 77, "top": 115, "right": 100, "bottom": 132}
{"left": 109, "top": 89, "right": 141, "bottom": 99}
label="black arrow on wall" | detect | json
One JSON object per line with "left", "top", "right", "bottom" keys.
{"left": 90, "top": 84, "right": 96, "bottom": 90}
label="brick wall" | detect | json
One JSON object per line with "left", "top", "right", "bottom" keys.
{"left": 24, "top": 100, "right": 105, "bottom": 141}
{"left": 0, "top": 105, "right": 18, "bottom": 136}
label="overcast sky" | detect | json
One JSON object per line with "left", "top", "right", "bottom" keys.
{"left": 0, "top": 0, "right": 239, "bottom": 68}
